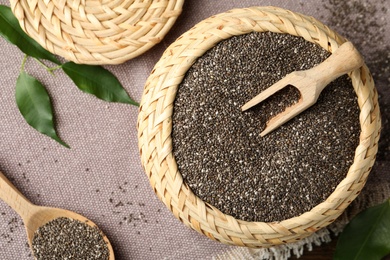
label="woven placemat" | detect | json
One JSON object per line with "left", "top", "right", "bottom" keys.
{"left": 137, "top": 6, "right": 381, "bottom": 248}
{"left": 9, "top": 0, "right": 184, "bottom": 65}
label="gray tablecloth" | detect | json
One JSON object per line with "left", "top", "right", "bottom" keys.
{"left": 1, "top": 0, "right": 389, "bottom": 259}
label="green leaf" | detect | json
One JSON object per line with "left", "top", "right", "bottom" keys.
{"left": 16, "top": 72, "right": 69, "bottom": 148}
{"left": 0, "top": 5, "right": 60, "bottom": 64}
{"left": 62, "top": 62, "right": 139, "bottom": 106}
{"left": 334, "top": 198, "right": 390, "bottom": 260}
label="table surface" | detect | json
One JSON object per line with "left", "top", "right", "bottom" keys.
{"left": 0, "top": 0, "right": 389, "bottom": 259}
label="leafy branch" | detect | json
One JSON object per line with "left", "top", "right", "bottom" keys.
{"left": 0, "top": 5, "right": 139, "bottom": 148}
{"left": 334, "top": 198, "right": 390, "bottom": 259}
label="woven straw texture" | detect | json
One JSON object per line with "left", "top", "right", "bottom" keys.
{"left": 9, "top": 0, "right": 184, "bottom": 65}
{"left": 137, "top": 6, "right": 381, "bottom": 247}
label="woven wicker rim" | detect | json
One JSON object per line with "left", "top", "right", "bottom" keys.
{"left": 10, "top": 0, "right": 184, "bottom": 65}
{"left": 137, "top": 6, "right": 381, "bottom": 247}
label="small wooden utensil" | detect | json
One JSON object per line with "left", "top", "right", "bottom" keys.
{"left": 0, "top": 170, "right": 115, "bottom": 259}
{"left": 242, "top": 42, "right": 364, "bottom": 136}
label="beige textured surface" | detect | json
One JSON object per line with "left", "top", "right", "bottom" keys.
{"left": 9, "top": 0, "right": 184, "bottom": 65}
{"left": 0, "top": 0, "right": 389, "bottom": 259}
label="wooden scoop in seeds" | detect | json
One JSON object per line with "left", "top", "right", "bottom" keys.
{"left": 0, "top": 170, "right": 115, "bottom": 259}
{"left": 242, "top": 42, "right": 364, "bottom": 136}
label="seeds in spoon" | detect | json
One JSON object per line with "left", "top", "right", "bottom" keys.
{"left": 31, "top": 217, "right": 109, "bottom": 260}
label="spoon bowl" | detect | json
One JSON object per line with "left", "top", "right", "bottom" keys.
{"left": 0, "top": 170, "right": 115, "bottom": 259}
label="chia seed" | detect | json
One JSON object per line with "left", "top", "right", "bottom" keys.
{"left": 32, "top": 217, "right": 109, "bottom": 259}
{"left": 172, "top": 32, "right": 360, "bottom": 222}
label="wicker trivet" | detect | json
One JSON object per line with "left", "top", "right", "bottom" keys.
{"left": 137, "top": 6, "right": 381, "bottom": 247}
{"left": 10, "top": 0, "right": 184, "bottom": 65}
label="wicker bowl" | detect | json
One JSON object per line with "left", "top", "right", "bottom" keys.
{"left": 10, "top": 0, "right": 184, "bottom": 65}
{"left": 137, "top": 6, "right": 381, "bottom": 247}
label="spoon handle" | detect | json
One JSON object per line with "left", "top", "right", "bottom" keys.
{"left": 0, "top": 170, "right": 34, "bottom": 220}
{"left": 307, "top": 41, "right": 364, "bottom": 90}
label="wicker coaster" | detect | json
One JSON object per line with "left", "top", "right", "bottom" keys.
{"left": 138, "top": 6, "right": 381, "bottom": 247}
{"left": 10, "top": 0, "right": 184, "bottom": 65}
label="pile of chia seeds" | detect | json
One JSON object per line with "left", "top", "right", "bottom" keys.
{"left": 172, "top": 32, "right": 360, "bottom": 222}
{"left": 32, "top": 217, "right": 109, "bottom": 259}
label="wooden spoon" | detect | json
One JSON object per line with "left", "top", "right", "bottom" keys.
{"left": 0, "top": 170, "right": 115, "bottom": 259}
{"left": 242, "top": 42, "right": 364, "bottom": 136}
